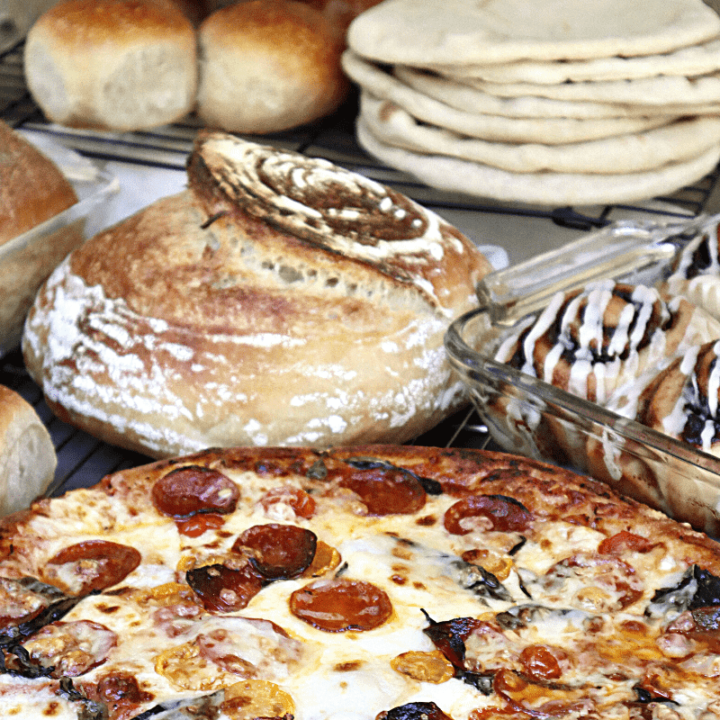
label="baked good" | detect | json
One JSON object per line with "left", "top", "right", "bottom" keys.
{"left": 493, "top": 280, "right": 720, "bottom": 405}
{"left": 489, "top": 280, "right": 720, "bottom": 478}
{"left": 0, "top": 120, "right": 81, "bottom": 354}
{"left": 196, "top": 0, "right": 349, "bottom": 134}
{"left": 662, "top": 215, "right": 720, "bottom": 320}
{"left": 0, "top": 121, "right": 78, "bottom": 248}
{"left": 347, "top": 0, "right": 720, "bottom": 66}
{"left": 0, "top": 384, "right": 56, "bottom": 517}
{"left": 23, "top": 0, "right": 198, "bottom": 132}
{"left": 22, "top": 131, "right": 492, "bottom": 458}
{"left": 4, "top": 444, "right": 720, "bottom": 717}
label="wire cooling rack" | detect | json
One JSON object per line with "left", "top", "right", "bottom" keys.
{"left": 2, "top": 38, "right": 720, "bottom": 495}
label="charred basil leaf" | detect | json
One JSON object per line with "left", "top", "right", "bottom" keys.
{"left": 456, "top": 669, "right": 495, "bottom": 695}
{"left": 59, "top": 678, "right": 108, "bottom": 720}
{"left": 646, "top": 565, "right": 720, "bottom": 618}
{"left": 385, "top": 701, "right": 453, "bottom": 720}
{"left": 452, "top": 560, "right": 512, "bottom": 603}
{"left": 131, "top": 690, "right": 225, "bottom": 719}
{"left": 633, "top": 685, "right": 679, "bottom": 705}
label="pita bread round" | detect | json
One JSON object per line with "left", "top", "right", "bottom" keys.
{"left": 460, "top": 71, "right": 720, "bottom": 106}
{"left": 426, "top": 38, "right": 720, "bottom": 84}
{"left": 347, "top": 0, "right": 720, "bottom": 66}
{"left": 391, "top": 62, "right": 720, "bottom": 119}
{"left": 356, "top": 118, "right": 720, "bottom": 206}
{"left": 341, "top": 53, "right": 678, "bottom": 144}
{"left": 360, "top": 94, "right": 720, "bottom": 175}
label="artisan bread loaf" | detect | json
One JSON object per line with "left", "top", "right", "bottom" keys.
{"left": 22, "top": 132, "right": 492, "bottom": 458}
{"left": 196, "top": 0, "right": 349, "bottom": 134}
{"left": 0, "top": 385, "right": 56, "bottom": 517}
{"left": 0, "top": 120, "right": 80, "bottom": 353}
{"left": 0, "top": 120, "right": 78, "bottom": 246}
{"left": 24, "top": 0, "right": 197, "bottom": 132}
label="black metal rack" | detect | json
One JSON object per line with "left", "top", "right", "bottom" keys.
{"left": 2, "top": 38, "right": 719, "bottom": 495}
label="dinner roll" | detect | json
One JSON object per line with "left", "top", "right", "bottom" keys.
{"left": 0, "top": 385, "right": 56, "bottom": 517}
{"left": 24, "top": 0, "right": 198, "bottom": 132}
{"left": 196, "top": 0, "right": 349, "bottom": 134}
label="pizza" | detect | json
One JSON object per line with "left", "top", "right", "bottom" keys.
{"left": 1, "top": 444, "right": 720, "bottom": 719}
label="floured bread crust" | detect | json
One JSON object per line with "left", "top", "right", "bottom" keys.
{"left": 22, "top": 133, "right": 491, "bottom": 458}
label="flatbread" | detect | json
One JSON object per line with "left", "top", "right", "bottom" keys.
{"left": 341, "top": 52, "right": 678, "bottom": 143}
{"left": 347, "top": 0, "right": 720, "bottom": 65}
{"left": 356, "top": 118, "right": 720, "bottom": 206}
{"left": 459, "top": 70, "right": 720, "bottom": 106}
{"left": 391, "top": 61, "right": 720, "bottom": 118}
{"left": 360, "top": 93, "right": 720, "bottom": 175}
{"left": 426, "top": 37, "right": 720, "bottom": 84}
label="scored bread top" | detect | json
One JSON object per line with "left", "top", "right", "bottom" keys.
{"left": 23, "top": 134, "right": 492, "bottom": 457}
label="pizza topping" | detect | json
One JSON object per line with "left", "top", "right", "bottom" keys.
{"left": 289, "top": 578, "right": 393, "bottom": 631}
{"left": 597, "top": 530, "right": 658, "bottom": 556}
{"left": 44, "top": 540, "right": 142, "bottom": 595}
{"left": 175, "top": 513, "right": 226, "bottom": 538}
{"left": 301, "top": 540, "right": 342, "bottom": 578}
{"left": 517, "top": 645, "right": 563, "bottom": 681}
{"left": 15, "top": 620, "right": 117, "bottom": 677}
{"left": 336, "top": 465, "right": 426, "bottom": 515}
{"left": 93, "top": 671, "right": 154, "bottom": 705}
{"left": 186, "top": 563, "right": 264, "bottom": 612}
{"left": 154, "top": 640, "right": 235, "bottom": 691}
{"left": 451, "top": 559, "right": 513, "bottom": 604}
{"left": 232, "top": 524, "right": 317, "bottom": 579}
{"left": 390, "top": 650, "right": 456, "bottom": 684}
{"left": 444, "top": 495, "right": 533, "bottom": 535}
{"left": 259, "top": 486, "right": 316, "bottom": 519}
{"left": 422, "top": 615, "right": 484, "bottom": 669}
{"left": 536, "top": 553, "right": 644, "bottom": 612}
{"left": 380, "top": 701, "right": 454, "bottom": 720}
{"left": 151, "top": 465, "right": 240, "bottom": 518}
{"left": 646, "top": 565, "right": 720, "bottom": 620}
{"left": 195, "top": 616, "right": 302, "bottom": 679}
{"left": 222, "top": 679, "right": 295, "bottom": 720}
{"left": 0, "top": 577, "right": 67, "bottom": 633}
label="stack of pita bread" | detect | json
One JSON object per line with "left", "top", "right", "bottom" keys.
{"left": 343, "top": 0, "right": 720, "bottom": 207}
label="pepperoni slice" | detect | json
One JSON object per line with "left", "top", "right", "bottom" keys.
{"left": 338, "top": 467, "right": 426, "bottom": 515}
{"left": 518, "top": 645, "right": 563, "bottom": 681}
{"left": 176, "top": 513, "right": 226, "bottom": 538}
{"left": 92, "top": 672, "right": 154, "bottom": 705}
{"left": 186, "top": 564, "right": 264, "bottom": 612}
{"left": 232, "top": 524, "right": 317, "bottom": 580}
{"left": 289, "top": 578, "right": 392, "bottom": 632}
{"left": 444, "top": 495, "right": 532, "bottom": 535}
{"left": 259, "top": 487, "right": 316, "bottom": 519}
{"left": 597, "top": 531, "right": 657, "bottom": 556}
{"left": 152, "top": 466, "right": 239, "bottom": 518}
{"left": 46, "top": 540, "right": 141, "bottom": 594}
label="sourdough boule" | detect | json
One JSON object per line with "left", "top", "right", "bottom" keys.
{"left": 22, "top": 132, "right": 492, "bottom": 458}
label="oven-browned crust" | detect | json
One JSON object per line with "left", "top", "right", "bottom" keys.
{"left": 22, "top": 133, "right": 492, "bottom": 458}
{"left": 1, "top": 445, "right": 720, "bottom": 718}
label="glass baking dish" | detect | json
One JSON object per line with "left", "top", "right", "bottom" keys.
{"left": 0, "top": 131, "right": 118, "bottom": 356}
{"left": 445, "top": 217, "right": 720, "bottom": 537}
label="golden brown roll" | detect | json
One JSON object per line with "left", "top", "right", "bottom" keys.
{"left": 24, "top": 0, "right": 198, "bottom": 132}
{"left": 196, "top": 0, "right": 350, "bottom": 134}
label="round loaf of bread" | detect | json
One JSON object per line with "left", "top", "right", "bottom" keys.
{"left": 196, "top": 0, "right": 350, "bottom": 134}
{"left": 0, "top": 385, "right": 56, "bottom": 517}
{"left": 22, "top": 132, "right": 492, "bottom": 459}
{"left": 0, "top": 120, "right": 80, "bottom": 354}
{"left": 23, "top": 0, "right": 198, "bottom": 132}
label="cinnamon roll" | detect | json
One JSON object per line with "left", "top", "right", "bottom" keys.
{"left": 663, "top": 215, "right": 720, "bottom": 321}
{"left": 494, "top": 279, "right": 720, "bottom": 405}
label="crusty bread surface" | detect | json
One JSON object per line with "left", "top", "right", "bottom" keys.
{"left": 23, "top": 0, "right": 198, "bottom": 132}
{"left": 22, "top": 132, "right": 492, "bottom": 458}
{"left": 0, "top": 385, "right": 56, "bottom": 517}
{"left": 196, "top": 0, "right": 349, "bottom": 133}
